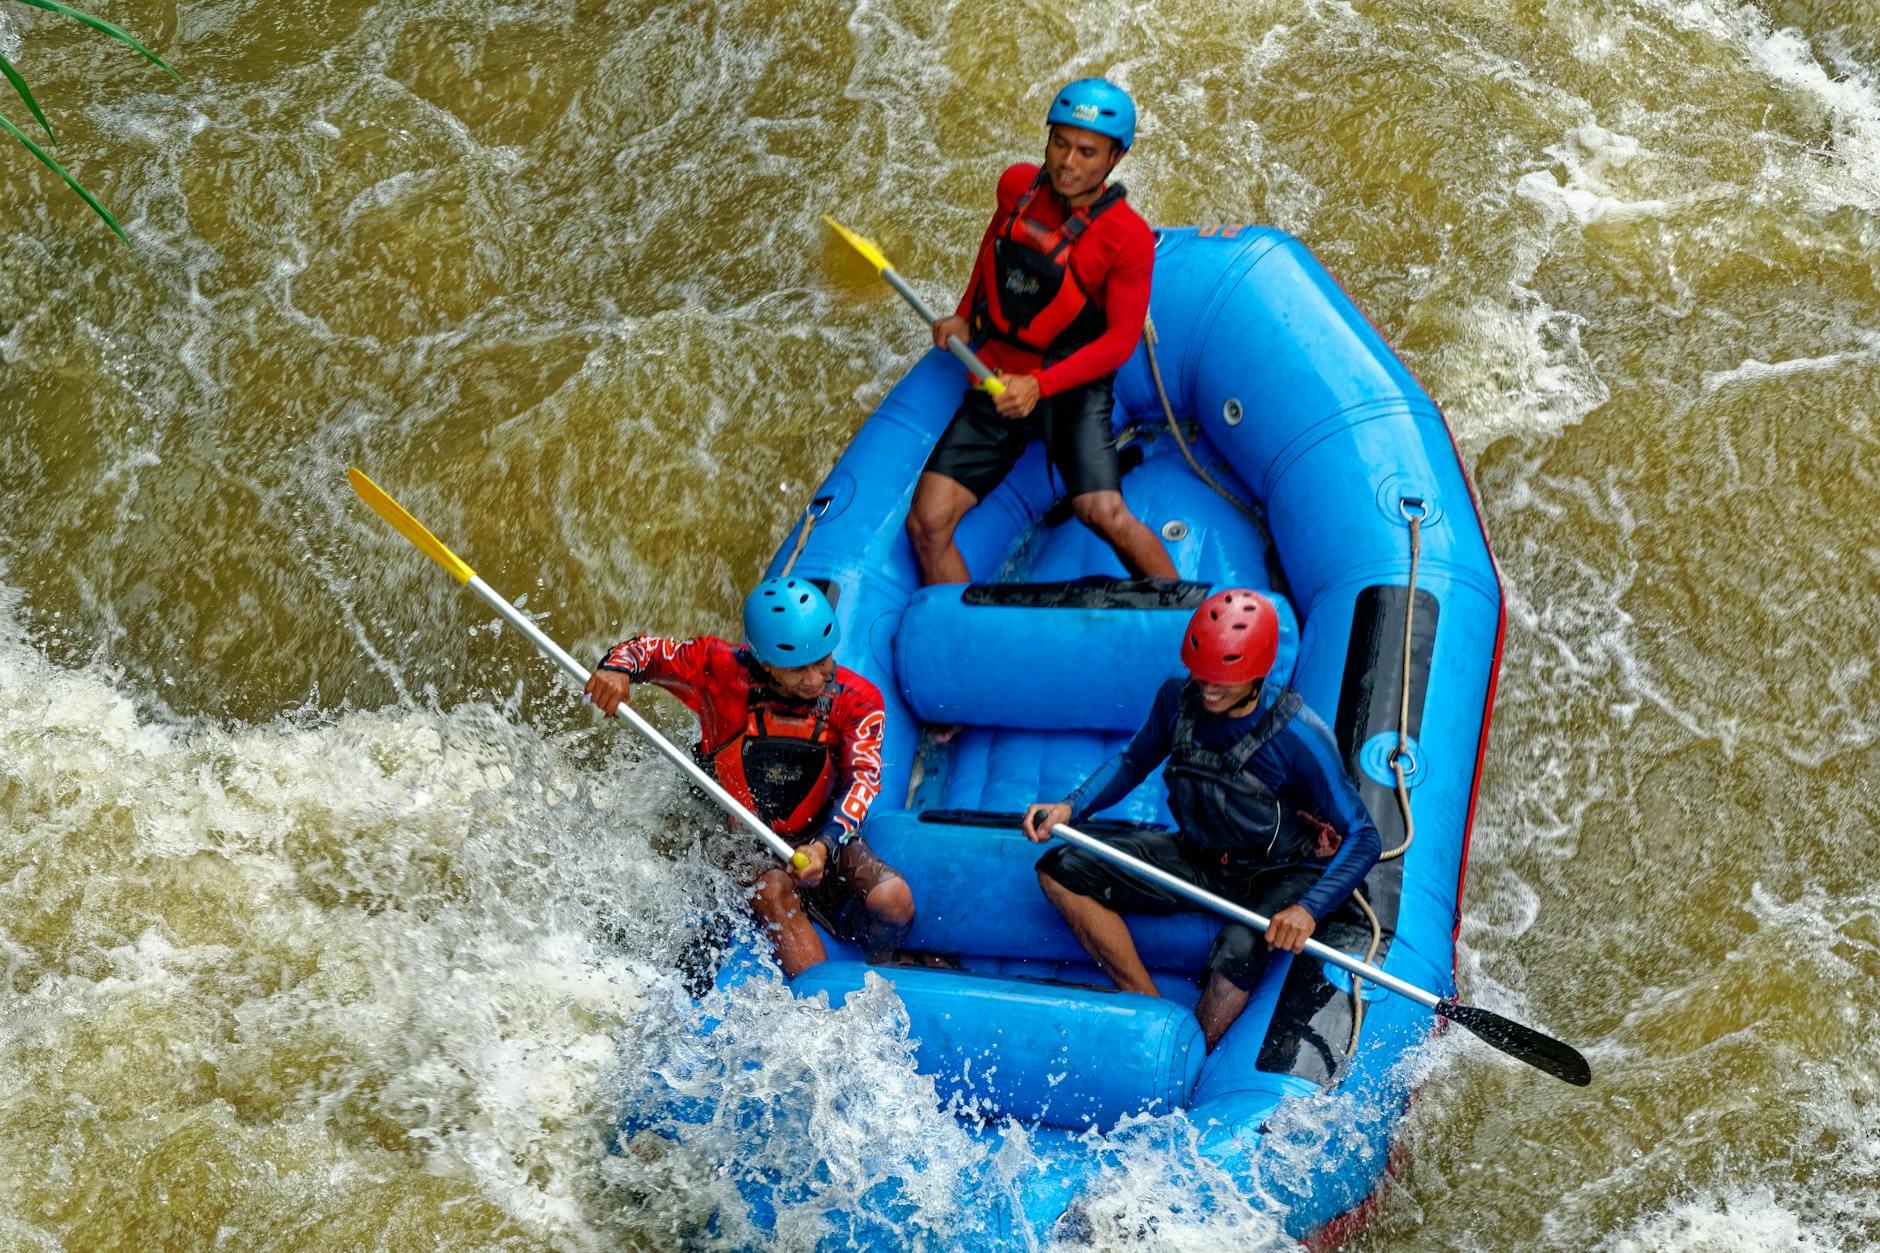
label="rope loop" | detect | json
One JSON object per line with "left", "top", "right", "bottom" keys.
{"left": 776, "top": 496, "right": 833, "bottom": 579}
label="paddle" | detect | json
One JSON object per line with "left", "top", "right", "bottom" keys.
{"left": 822, "top": 215, "right": 1007, "bottom": 397}
{"left": 346, "top": 467, "right": 808, "bottom": 869}
{"left": 1046, "top": 822, "right": 1592, "bottom": 1086}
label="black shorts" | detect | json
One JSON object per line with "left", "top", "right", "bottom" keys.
{"left": 922, "top": 374, "right": 1120, "bottom": 501}
{"left": 1037, "top": 830, "right": 1335, "bottom": 991}
{"left": 784, "top": 838, "right": 902, "bottom": 945}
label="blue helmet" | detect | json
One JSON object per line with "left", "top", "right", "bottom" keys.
{"left": 743, "top": 578, "right": 840, "bottom": 667}
{"left": 1046, "top": 78, "right": 1136, "bottom": 151}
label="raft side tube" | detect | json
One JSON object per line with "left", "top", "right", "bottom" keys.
{"left": 792, "top": 962, "right": 1205, "bottom": 1131}
{"left": 866, "top": 812, "right": 1221, "bottom": 968}
{"left": 895, "top": 580, "right": 1298, "bottom": 732}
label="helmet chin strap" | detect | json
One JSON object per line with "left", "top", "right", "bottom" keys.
{"left": 1222, "top": 679, "right": 1264, "bottom": 717}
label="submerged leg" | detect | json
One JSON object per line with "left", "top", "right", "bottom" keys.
{"left": 1038, "top": 867, "right": 1160, "bottom": 996}
{"left": 749, "top": 868, "right": 827, "bottom": 978}
{"left": 1070, "top": 490, "right": 1177, "bottom": 580}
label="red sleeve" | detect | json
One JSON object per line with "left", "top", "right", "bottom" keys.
{"left": 954, "top": 163, "right": 1038, "bottom": 320}
{"left": 597, "top": 634, "right": 721, "bottom": 718}
{"left": 1032, "top": 211, "right": 1154, "bottom": 397}
{"left": 954, "top": 220, "right": 997, "bottom": 322}
{"left": 825, "top": 673, "right": 887, "bottom": 841}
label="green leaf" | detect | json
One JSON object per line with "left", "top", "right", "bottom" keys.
{"left": 13, "top": 0, "right": 181, "bottom": 81}
{"left": 0, "top": 51, "right": 54, "bottom": 141}
{"left": 0, "top": 111, "right": 128, "bottom": 243}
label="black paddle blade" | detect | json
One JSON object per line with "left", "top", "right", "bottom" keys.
{"left": 1435, "top": 998, "right": 1592, "bottom": 1087}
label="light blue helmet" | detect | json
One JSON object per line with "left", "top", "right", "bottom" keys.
{"left": 1046, "top": 78, "right": 1136, "bottom": 151}
{"left": 743, "top": 578, "right": 840, "bottom": 667}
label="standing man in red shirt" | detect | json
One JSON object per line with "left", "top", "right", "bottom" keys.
{"left": 583, "top": 578, "right": 913, "bottom": 977}
{"left": 907, "top": 78, "right": 1176, "bottom": 585}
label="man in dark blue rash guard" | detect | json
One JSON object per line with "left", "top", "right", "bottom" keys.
{"left": 1023, "top": 588, "right": 1382, "bottom": 1049}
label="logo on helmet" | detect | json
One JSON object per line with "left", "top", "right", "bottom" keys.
{"left": 1071, "top": 103, "right": 1100, "bottom": 122}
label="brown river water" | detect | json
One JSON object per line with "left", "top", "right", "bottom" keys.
{"left": 2, "top": 0, "right": 1878, "bottom": 1247}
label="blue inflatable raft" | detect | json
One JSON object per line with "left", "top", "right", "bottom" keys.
{"left": 634, "top": 225, "right": 1502, "bottom": 1244}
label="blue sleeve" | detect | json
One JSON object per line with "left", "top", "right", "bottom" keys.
{"left": 1282, "top": 708, "right": 1384, "bottom": 921}
{"left": 1065, "top": 679, "right": 1182, "bottom": 819}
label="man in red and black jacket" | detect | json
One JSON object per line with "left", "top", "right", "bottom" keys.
{"left": 907, "top": 77, "right": 1176, "bottom": 586}
{"left": 583, "top": 579, "right": 913, "bottom": 976}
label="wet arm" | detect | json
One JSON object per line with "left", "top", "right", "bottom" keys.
{"left": 596, "top": 635, "right": 710, "bottom": 704}
{"left": 1065, "top": 681, "right": 1180, "bottom": 820}
{"left": 820, "top": 703, "right": 886, "bottom": 849}
{"left": 1287, "top": 722, "right": 1385, "bottom": 921}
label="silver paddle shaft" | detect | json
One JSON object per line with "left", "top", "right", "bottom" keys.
{"left": 878, "top": 267, "right": 1001, "bottom": 388}
{"left": 1049, "top": 823, "right": 1442, "bottom": 1010}
{"left": 465, "top": 575, "right": 799, "bottom": 863}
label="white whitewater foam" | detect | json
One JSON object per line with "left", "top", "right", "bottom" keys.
{"left": 1515, "top": 124, "right": 1679, "bottom": 226}
{"left": 1646, "top": 0, "right": 1880, "bottom": 213}
{"left": 0, "top": 583, "right": 692, "bottom": 1245}
{"left": 1700, "top": 328, "right": 1880, "bottom": 393}
{"left": 1600, "top": 1188, "right": 1848, "bottom": 1252}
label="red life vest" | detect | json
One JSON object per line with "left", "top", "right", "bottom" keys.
{"left": 704, "top": 680, "right": 844, "bottom": 837}
{"left": 971, "top": 171, "right": 1129, "bottom": 361}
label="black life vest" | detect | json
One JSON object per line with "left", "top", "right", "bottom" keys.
{"left": 704, "top": 671, "right": 843, "bottom": 837}
{"left": 1164, "top": 683, "right": 1318, "bottom": 864}
{"left": 970, "top": 171, "right": 1129, "bottom": 362}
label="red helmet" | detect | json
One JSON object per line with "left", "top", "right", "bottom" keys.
{"left": 1181, "top": 589, "right": 1279, "bottom": 684}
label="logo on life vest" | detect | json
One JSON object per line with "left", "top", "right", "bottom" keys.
{"left": 1004, "top": 270, "right": 1040, "bottom": 296}
{"left": 1071, "top": 103, "right": 1100, "bottom": 122}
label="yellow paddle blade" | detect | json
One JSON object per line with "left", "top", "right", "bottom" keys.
{"left": 346, "top": 467, "right": 476, "bottom": 586}
{"left": 822, "top": 214, "right": 891, "bottom": 274}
